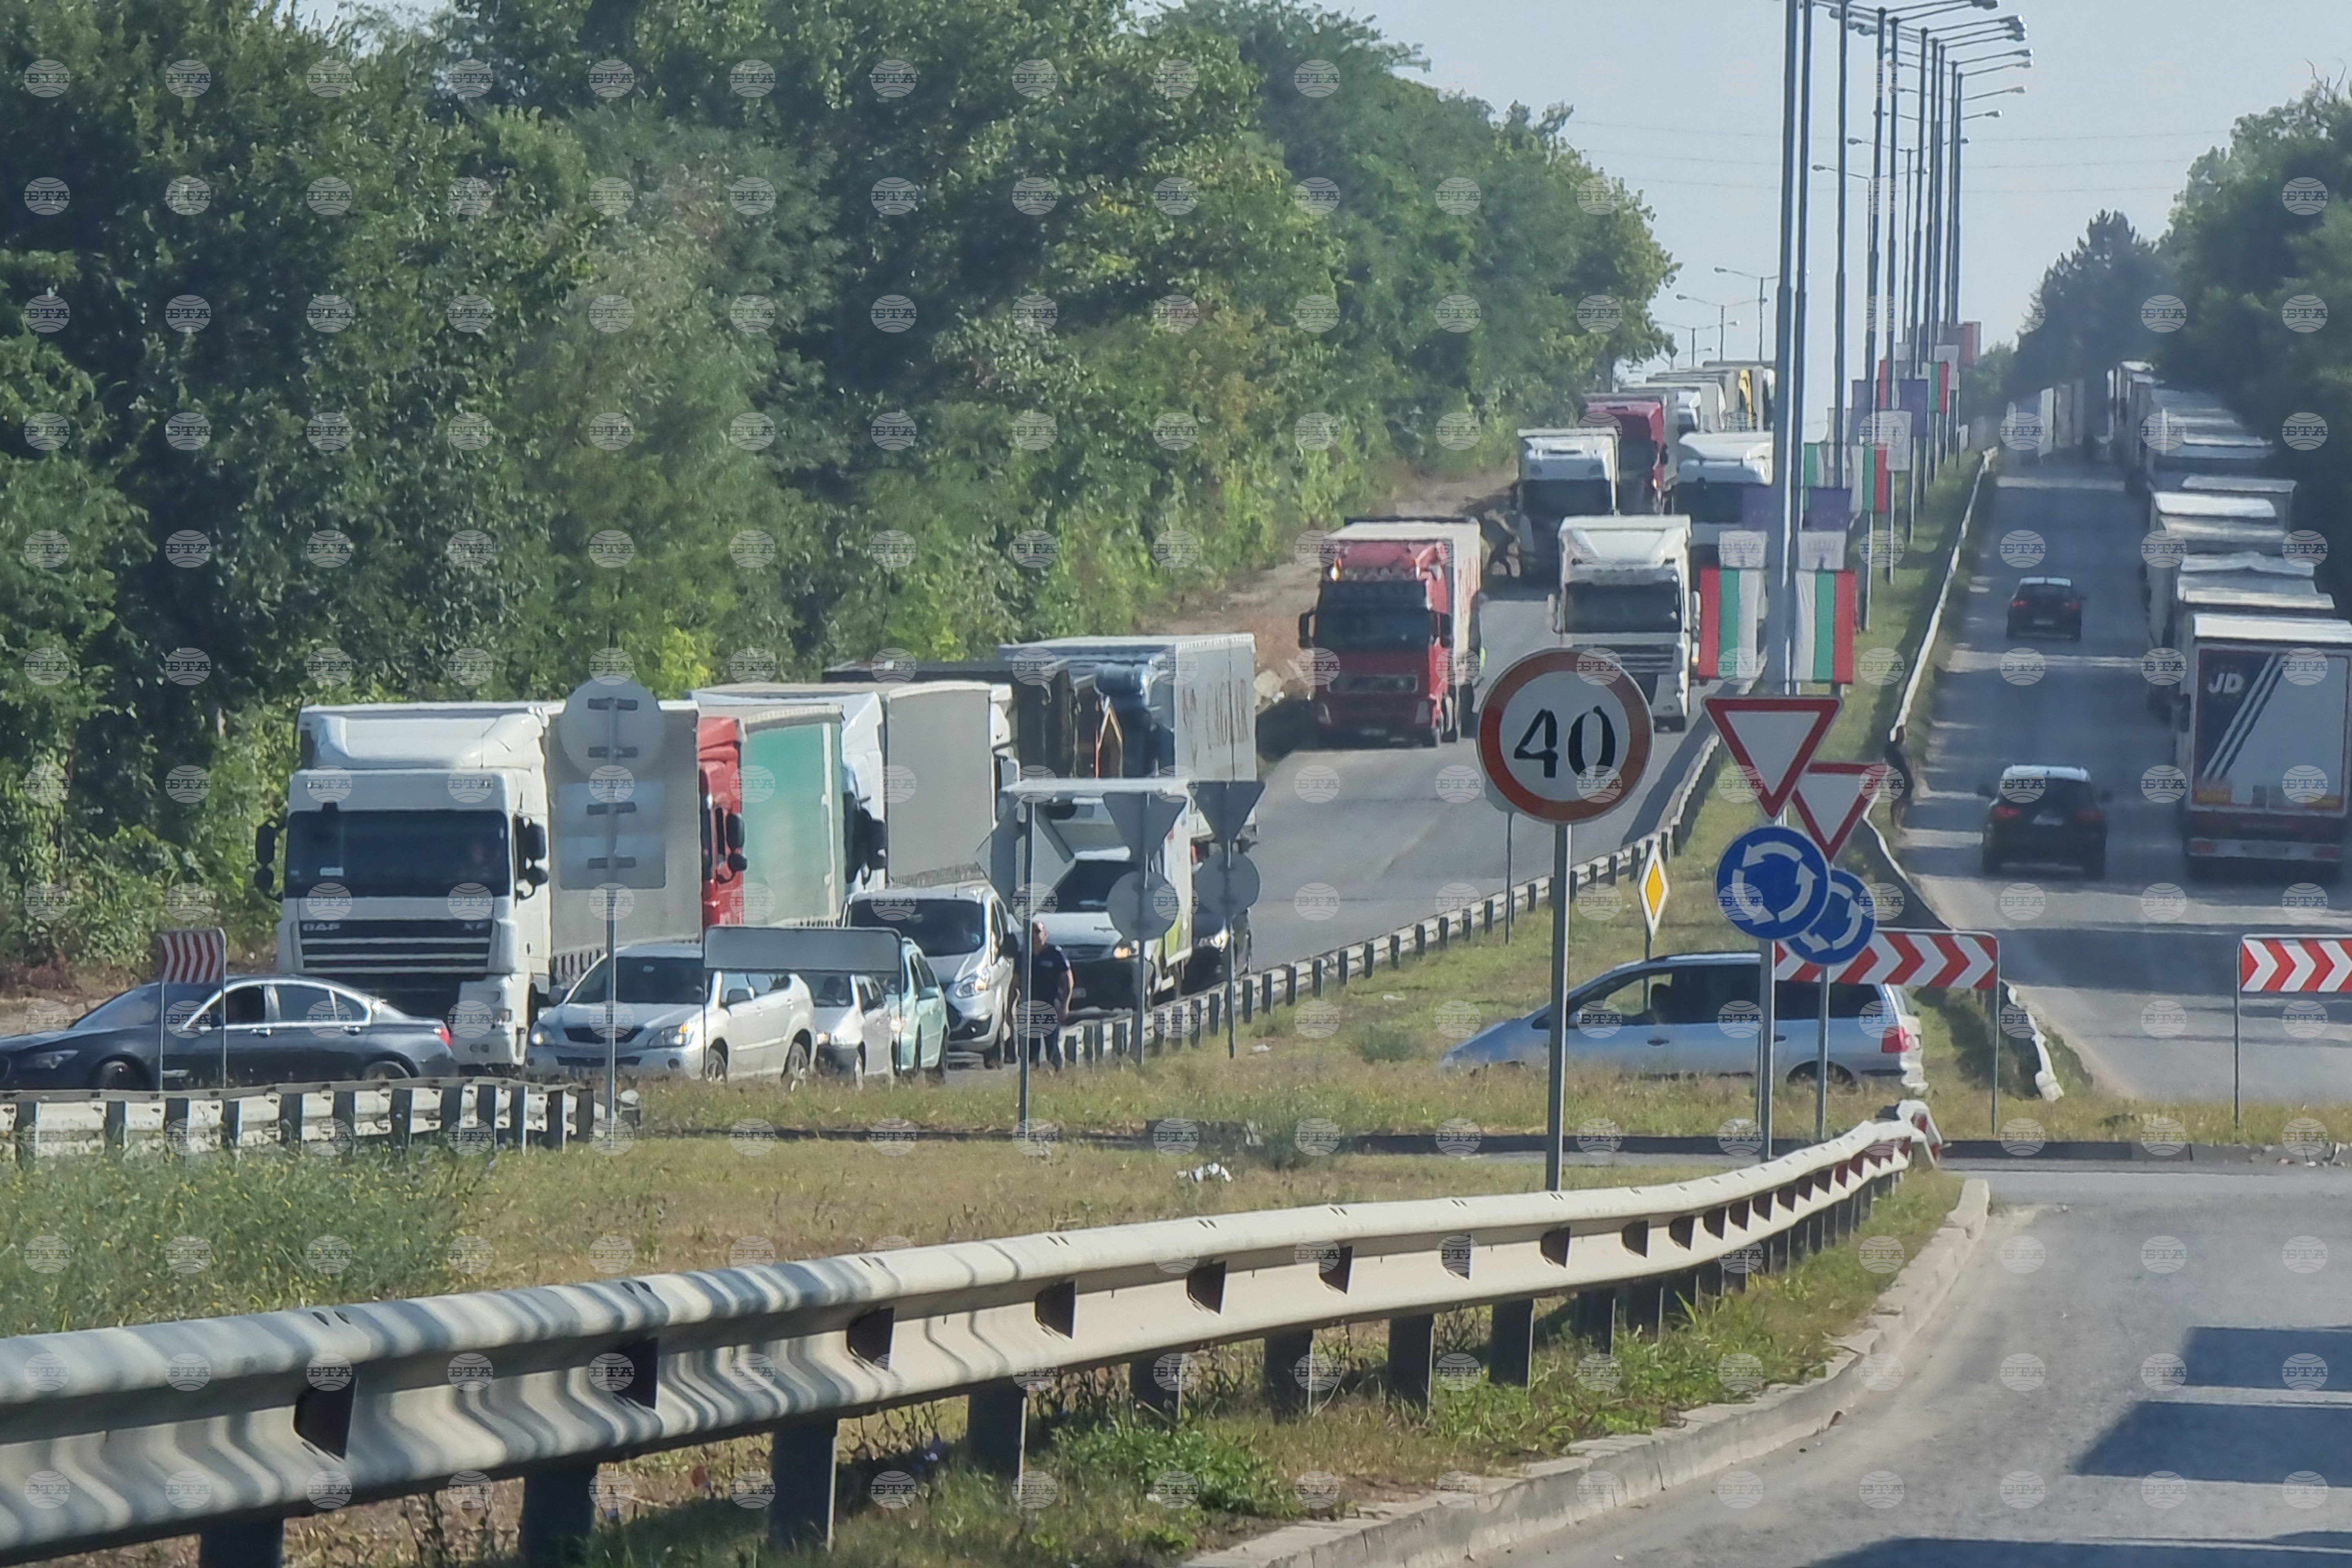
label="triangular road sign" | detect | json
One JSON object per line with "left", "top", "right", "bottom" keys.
{"left": 1703, "top": 695, "right": 1839, "bottom": 818}
{"left": 1789, "top": 762, "right": 1887, "bottom": 857}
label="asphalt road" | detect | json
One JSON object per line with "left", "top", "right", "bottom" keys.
{"left": 1250, "top": 578, "right": 1720, "bottom": 967}
{"left": 1900, "top": 462, "right": 2351, "bottom": 1104}
{"left": 1514, "top": 1165, "right": 2352, "bottom": 1566}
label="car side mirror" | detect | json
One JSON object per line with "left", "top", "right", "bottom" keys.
{"left": 722, "top": 987, "right": 754, "bottom": 1008}
{"left": 1297, "top": 610, "right": 1314, "bottom": 649}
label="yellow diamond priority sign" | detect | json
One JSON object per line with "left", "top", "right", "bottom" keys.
{"left": 1638, "top": 853, "right": 1669, "bottom": 939}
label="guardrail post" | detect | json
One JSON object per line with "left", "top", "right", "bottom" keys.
{"left": 1239, "top": 981, "right": 1253, "bottom": 1023}
{"left": 1310, "top": 957, "right": 1324, "bottom": 997}
{"left": 219, "top": 1096, "right": 240, "bottom": 1151}
{"left": 102, "top": 1097, "right": 128, "bottom": 1153}
{"left": 278, "top": 1091, "right": 304, "bottom": 1149}
{"left": 1697, "top": 1258, "right": 1724, "bottom": 1308}
{"left": 390, "top": 1087, "right": 413, "bottom": 1152}
{"left": 1624, "top": 1276, "right": 1667, "bottom": 1339}
{"left": 508, "top": 1084, "right": 530, "bottom": 1150}
{"left": 575, "top": 1086, "right": 597, "bottom": 1143}
{"left": 519, "top": 1463, "right": 596, "bottom": 1566}
{"left": 966, "top": 1382, "right": 1027, "bottom": 1476}
{"left": 1333, "top": 949, "right": 1348, "bottom": 988}
{"left": 164, "top": 1096, "right": 191, "bottom": 1150}
{"left": 198, "top": 1518, "right": 283, "bottom": 1567}
{"left": 1387, "top": 1314, "right": 1434, "bottom": 1406}
{"left": 1264, "top": 1329, "right": 1313, "bottom": 1415}
{"left": 441, "top": 1084, "right": 466, "bottom": 1143}
{"left": 331, "top": 1091, "right": 358, "bottom": 1146}
{"left": 1437, "top": 914, "right": 1449, "bottom": 952}
{"left": 1130, "top": 1354, "right": 1181, "bottom": 1418}
{"left": 541, "top": 1088, "right": 567, "bottom": 1151}
{"left": 1490, "top": 1299, "right": 1535, "bottom": 1387}
{"left": 1569, "top": 1289, "right": 1615, "bottom": 1352}
{"left": 769, "top": 1417, "right": 838, "bottom": 1550}
{"left": 11, "top": 1101, "right": 32, "bottom": 1166}
{"left": 475, "top": 1082, "right": 501, "bottom": 1142}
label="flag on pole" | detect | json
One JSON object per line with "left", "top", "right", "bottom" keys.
{"left": 1698, "top": 567, "right": 1765, "bottom": 680}
{"left": 1860, "top": 445, "right": 1891, "bottom": 512}
{"left": 1793, "top": 570, "right": 1857, "bottom": 684}
{"left": 1802, "top": 442, "right": 1824, "bottom": 489}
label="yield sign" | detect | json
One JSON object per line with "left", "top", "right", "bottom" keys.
{"left": 1703, "top": 695, "right": 1839, "bottom": 818}
{"left": 1790, "top": 762, "right": 1888, "bottom": 857}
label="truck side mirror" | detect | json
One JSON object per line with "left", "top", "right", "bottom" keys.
{"left": 1297, "top": 610, "right": 1314, "bottom": 649}
{"left": 724, "top": 810, "right": 746, "bottom": 853}
{"left": 516, "top": 818, "right": 548, "bottom": 864}
{"left": 252, "top": 822, "right": 278, "bottom": 899}
{"left": 1432, "top": 610, "right": 1449, "bottom": 641}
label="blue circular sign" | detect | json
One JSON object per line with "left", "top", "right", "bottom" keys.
{"left": 1781, "top": 868, "right": 1877, "bottom": 967}
{"left": 1714, "top": 825, "right": 1831, "bottom": 940}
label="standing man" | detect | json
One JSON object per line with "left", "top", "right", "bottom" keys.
{"left": 1025, "top": 920, "right": 1073, "bottom": 1069}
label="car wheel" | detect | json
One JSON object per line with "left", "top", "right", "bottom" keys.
{"left": 701, "top": 1044, "right": 729, "bottom": 1083}
{"left": 1785, "top": 1061, "right": 1855, "bottom": 1089}
{"left": 87, "top": 1058, "right": 145, "bottom": 1092}
{"left": 361, "top": 1059, "right": 412, "bottom": 1081}
{"left": 782, "top": 1037, "right": 812, "bottom": 1091}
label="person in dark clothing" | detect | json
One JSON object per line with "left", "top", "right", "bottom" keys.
{"left": 1882, "top": 726, "right": 1917, "bottom": 828}
{"left": 1024, "top": 921, "right": 1073, "bottom": 1069}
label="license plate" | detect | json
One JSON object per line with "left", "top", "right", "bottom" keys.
{"left": 2032, "top": 811, "right": 2063, "bottom": 826}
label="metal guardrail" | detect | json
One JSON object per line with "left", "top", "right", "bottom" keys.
{"left": 2, "top": 1079, "right": 614, "bottom": 1162}
{"left": 0, "top": 1109, "right": 1934, "bottom": 1566}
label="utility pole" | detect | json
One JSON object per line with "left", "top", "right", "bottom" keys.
{"left": 1765, "top": 0, "right": 1804, "bottom": 697}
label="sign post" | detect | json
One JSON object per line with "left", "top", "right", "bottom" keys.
{"left": 1638, "top": 852, "right": 1669, "bottom": 965}
{"left": 2236, "top": 936, "right": 2352, "bottom": 1130}
{"left": 156, "top": 927, "right": 227, "bottom": 1092}
{"left": 1479, "top": 651, "right": 1653, "bottom": 1191}
{"left": 558, "top": 677, "right": 664, "bottom": 1139}
{"left": 1787, "top": 762, "right": 1890, "bottom": 1138}
{"left": 1192, "top": 781, "right": 1265, "bottom": 1062}
{"left": 1715, "top": 825, "right": 1831, "bottom": 1157}
{"left": 1702, "top": 695, "right": 1840, "bottom": 1158}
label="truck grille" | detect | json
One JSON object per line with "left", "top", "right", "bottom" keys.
{"left": 1330, "top": 674, "right": 1416, "bottom": 694}
{"left": 1581, "top": 645, "right": 1681, "bottom": 674}
{"left": 298, "top": 918, "right": 494, "bottom": 976}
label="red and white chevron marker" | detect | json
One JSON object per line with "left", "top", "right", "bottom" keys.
{"left": 2239, "top": 936, "right": 2352, "bottom": 994}
{"left": 156, "top": 927, "right": 227, "bottom": 987}
{"left": 1775, "top": 929, "right": 1998, "bottom": 990}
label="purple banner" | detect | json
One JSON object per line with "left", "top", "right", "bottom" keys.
{"left": 1898, "top": 377, "right": 1932, "bottom": 423}
{"left": 1740, "top": 484, "right": 1779, "bottom": 532}
{"left": 1805, "top": 485, "right": 1853, "bottom": 530}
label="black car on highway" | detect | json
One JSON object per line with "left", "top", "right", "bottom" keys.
{"left": 1981, "top": 765, "right": 2110, "bottom": 878}
{"left": 2006, "top": 576, "right": 2083, "bottom": 640}
{"left": 0, "top": 975, "right": 457, "bottom": 1091}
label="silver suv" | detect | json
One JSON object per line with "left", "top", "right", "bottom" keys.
{"left": 1439, "top": 951, "right": 1926, "bottom": 1091}
{"left": 848, "top": 886, "right": 1020, "bottom": 1067}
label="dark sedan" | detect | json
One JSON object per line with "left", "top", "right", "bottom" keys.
{"left": 0, "top": 975, "right": 457, "bottom": 1091}
{"left": 2006, "top": 576, "right": 2083, "bottom": 640}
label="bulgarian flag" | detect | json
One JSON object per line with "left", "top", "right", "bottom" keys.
{"left": 1855, "top": 445, "right": 1892, "bottom": 512}
{"left": 1937, "top": 359, "right": 1953, "bottom": 413}
{"left": 1801, "top": 442, "right": 1824, "bottom": 488}
{"left": 1697, "top": 567, "right": 1765, "bottom": 680}
{"left": 1794, "top": 570, "right": 1857, "bottom": 684}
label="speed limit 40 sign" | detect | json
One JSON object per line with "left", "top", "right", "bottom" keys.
{"left": 1478, "top": 650, "right": 1654, "bottom": 823}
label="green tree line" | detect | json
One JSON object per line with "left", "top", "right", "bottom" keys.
{"left": 0, "top": 0, "right": 1673, "bottom": 965}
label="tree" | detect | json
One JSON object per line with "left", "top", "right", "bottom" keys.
{"left": 2005, "top": 212, "right": 2167, "bottom": 406}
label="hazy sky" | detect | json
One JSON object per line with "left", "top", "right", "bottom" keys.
{"left": 1356, "top": 0, "right": 2352, "bottom": 434}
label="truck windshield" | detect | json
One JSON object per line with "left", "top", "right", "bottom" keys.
{"left": 1054, "top": 858, "right": 1132, "bottom": 912}
{"left": 1521, "top": 479, "right": 1614, "bottom": 520}
{"left": 850, "top": 898, "right": 985, "bottom": 956}
{"left": 285, "top": 810, "right": 509, "bottom": 899}
{"left": 564, "top": 956, "right": 706, "bottom": 1006}
{"left": 1562, "top": 583, "right": 1683, "bottom": 634}
{"left": 1680, "top": 483, "right": 1750, "bottom": 525}
{"left": 1317, "top": 606, "right": 1434, "bottom": 650}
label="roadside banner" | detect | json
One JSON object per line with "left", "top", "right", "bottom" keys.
{"left": 1793, "top": 570, "right": 1857, "bottom": 684}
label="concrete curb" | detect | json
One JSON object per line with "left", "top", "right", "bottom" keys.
{"left": 1186, "top": 1176, "right": 1993, "bottom": 1568}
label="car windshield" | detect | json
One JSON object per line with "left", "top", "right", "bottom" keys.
{"left": 1561, "top": 582, "right": 1682, "bottom": 634}
{"left": 1681, "top": 483, "right": 1751, "bottom": 525}
{"left": 1521, "top": 478, "right": 1613, "bottom": 519}
{"left": 2005, "top": 777, "right": 2093, "bottom": 810}
{"left": 286, "top": 809, "right": 509, "bottom": 900}
{"left": 2020, "top": 583, "right": 2074, "bottom": 601}
{"left": 802, "top": 971, "right": 862, "bottom": 1008}
{"left": 851, "top": 898, "right": 986, "bottom": 956}
{"left": 73, "top": 982, "right": 213, "bottom": 1031}
{"left": 1054, "top": 858, "right": 1131, "bottom": 912}
{"left": 564, "top": 956, "right": 706, "bottom": 1006}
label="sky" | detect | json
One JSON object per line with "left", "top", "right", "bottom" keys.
{"left": 1352, "top": 0, "right": 2352, "bottom": 436}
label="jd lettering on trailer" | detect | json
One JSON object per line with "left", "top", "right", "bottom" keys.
{"left": 1476, "top": 650, "right": 1653, "bottom": 1192}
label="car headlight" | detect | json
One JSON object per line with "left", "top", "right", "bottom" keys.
{"left": 1112, "top": 941, "right": 1137, "bottom": 960}
{"left": 649, "top": 1023, "right": 695, "bottom": 1049}
{"left": 528, "top": 1021, "right": 552, "bottom": 1046}
{"left": 952, "top": 974, "right": 990, "bottom": 999}
{"left": 21, "top": 1050, "right": 76, "bottom": 1073}
{"left": 814, "top": 1031, "right": 833, "bottom": 1047}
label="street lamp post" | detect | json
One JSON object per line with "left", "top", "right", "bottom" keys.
{"left": 1766, "top": 0, "right": 1802, "bottom": 713}
{"left": 1715, "top": 266, "right": 1780, "bottom": 363}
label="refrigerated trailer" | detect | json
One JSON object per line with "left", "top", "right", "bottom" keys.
{"left": 2175, "top": 613, "right": 2352, "bottom": 872}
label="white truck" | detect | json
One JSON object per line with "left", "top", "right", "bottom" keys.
{"left": 1511, "top": 428, "right": 1618, "bottom": 583}
{"left": 265, "top": 700, "right": 703, "bottom": 1071}
{"left": 2176, "top": 613, "right": 2352, "bottom": 872}
{"left": 2150, "top": 552, "right": 2327, "bottom": 649}
{"left": 2144, "top": 493, "right": 2284, "bottom": 628}
{"left": 2182, "top": 474, "right": 2298, "bottom": 533}
{"left": 1637, "top": 376, "right": 1725, "bottom": 440}
{"left": 694, "top": 680, "right": 1014, "bottom": 895}
{"left": 1672, "top": 433, "right": 1774, "bottom": 566}
{"left": 1551, "top": 517, "right": 1695, "bottom": 731}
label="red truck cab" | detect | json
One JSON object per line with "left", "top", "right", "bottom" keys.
{"left": 1298, "top": 519, "right": 1484, "bottom": 748}
{"left": 698, "top": 716, "right": 748, "bottom": 927}
{"left": 1581, "top": 396, "right": 1671, "bottom": 513}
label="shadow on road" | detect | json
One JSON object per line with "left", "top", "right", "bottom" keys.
{"left": 1818, "top": 1534, "right": 2352, "bottom": 1565}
